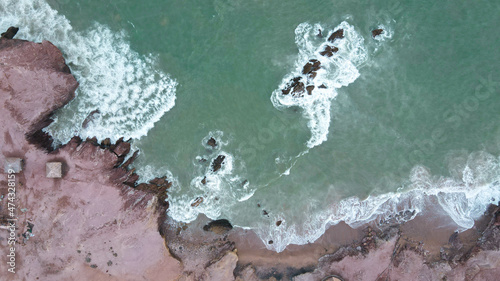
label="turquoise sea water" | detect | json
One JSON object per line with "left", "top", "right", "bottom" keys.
{"left": 2, "top": 0, "right": 500, "bottom": 251}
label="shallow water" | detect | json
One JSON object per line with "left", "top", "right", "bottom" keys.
{"left": 2, "top": 0, "right": 500, "bottom": 251}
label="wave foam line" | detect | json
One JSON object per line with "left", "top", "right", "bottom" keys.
{"left": 0, "top": 0, "right": 177, "bottom": 144}
{"left": 257, "top": 152, "right": 500, "bottom": 252}
{"left": 168, "top": 132, "right": 256, "bottom": 223}
{"left": 271, "top": 21, "right": 367, "bottom": 148}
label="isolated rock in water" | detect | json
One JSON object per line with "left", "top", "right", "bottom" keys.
{"left": 82, "top": 109, "right": 100, "bottom": 129}
{"left": 191, "top": 197, "right": 204, "bottom": 207}
{"left": 201, "top": 176, "right": 207, "bottom": 185}
{"left": 302, "top": 59, "right": 321, "bottom": 74}
{"left": 207, "top": 137, "right": 217, "bottom": 147}
{"left": 212, "top": 155, "right": 226, "bottom": 172}
{"left": 306, "top": 85, "right": 315, "bottom": 95}
{"left": 1, "top": 26, "right": 19, "bottom": 39}
{"left": 320, "top": 45, "right": 339, "bottom": 57}
{"left": 317, "top": 29, "right": 323, "bottom": 37}
{"left": 203, "top": 219, "right": 233, "bottom": 234}
{"left": 328, "top": 29, "right": 344, "bottom": 43}
{"left": 372, "top": 28, "right": 384, "bottom": 38}
{"left": 318, "top": 84, "right": 327, "bottom": 89}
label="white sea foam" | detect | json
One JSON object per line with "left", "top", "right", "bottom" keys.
{"left": 271, "top": 21, "right": 367, "bottom": 148}
{"left": 0, "top": 0, "right": 177, "bottom": 144}
{"left": 168, "top": 133, "right": 256, "bottom": 222}
{"left": 373, "top": 24, "right": 394, "bottom": 42}
{"left": 201, "top": 130, "right": 229, "bottom": 149}
{"left": 257, "top": 151, "right": 500, "bottom": 252}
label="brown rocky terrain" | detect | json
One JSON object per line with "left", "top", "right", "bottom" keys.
{"left": 0, "top": 34, "right": 181, "bottom": 280}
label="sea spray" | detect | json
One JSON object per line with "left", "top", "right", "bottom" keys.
{"left": 271, "top": 21, "right": 367, "bottom": 148}
{"left": 256, "top": 151, "right": 500, "bottom": 252}
{"left": 167, "top": 132, "right": 256, "bottom": 222}
{"left": 0, "top": 0, "right": 177, "bottom": 145}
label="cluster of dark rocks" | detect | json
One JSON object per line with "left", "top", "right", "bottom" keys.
{"left": 207, "top": 137, "right": 217, "bottom": 147}
{"left": 279, "top": 27, "right": 384, "bottom": 98}
{"left": 280, "top": 28, "right": 345, "bottom": 98}
{"left": 319, "top": 45, "right": 339, "bottom": 57}
{"left": 281, "top": 59, "right": 322, "bottom": 97}
{"left": 212, "top": 155, "right": 225, "bottom": 172}
{"left": 372, "top": 28, "right": 384, "bottom": 38}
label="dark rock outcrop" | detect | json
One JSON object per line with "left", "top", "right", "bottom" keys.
{"left": 291, "top": 81, "right": 305, "bottom": 95}
{"left": 82, "top": 109, "right": 100, "bottom": 129}
{"left": 328, "top": 29, "right": 344, "bottom": 43}
{"left": 302, "top": 59, "right": 321, "bottom": 75}
{"left": 282, "top": 76, "right": 302, "bottom": 96}
{"left": 207, "top": 137, "right": 217, "bottom": 147}
{"left": 212, "top": 155, "right": 226, "bottom": 172}
{"left": 306, "top": 85, "right": 315, "bottom": 95}
{"left": 320, "top": 45, "right": 339, "bottom": 57}
{"left": 1, "top": 26, "right": 19, "bottom": 39}
{"left": 282, "top": 56, "right": 324, "bottom": 97}
{"left": 191, "top": 197, "right": 204, "bottom": 207}
{"left": 203, "top": 219, "right": 233, "bottom": 235}
{"left": 372, "top": 28, "right": 384, "bottom": 38}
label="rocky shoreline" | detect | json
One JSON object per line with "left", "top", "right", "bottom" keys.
{"left": 1, "top": 29, "right": 499, "bottom": 280}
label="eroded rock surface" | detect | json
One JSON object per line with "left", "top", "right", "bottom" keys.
{"left": 0, "top": 36, "right": 181, "bottom": 281}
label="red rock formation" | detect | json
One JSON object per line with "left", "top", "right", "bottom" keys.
{"left": 0, "top": 37, "right": 181, "bottom": 280}
{"left": 0, "top": 38, "right": 77, "bottom": 134}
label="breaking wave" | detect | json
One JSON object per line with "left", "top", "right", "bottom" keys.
{"left": 168, "top": 131, "right": 256, "bottom": 222}
{"left": 256, "top": 151, "right": 500, "bottom": 252}
{"left": 271, "top": 21, "right": 367, "bottom": 148}
{"left": 0, "top": 0, "right": 177, "bottom": 144}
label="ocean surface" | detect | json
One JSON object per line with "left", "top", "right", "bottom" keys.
{"left": 2, "top": 0, "right": 500, "bottom": 252}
